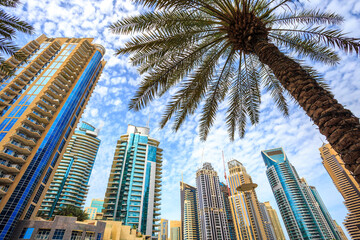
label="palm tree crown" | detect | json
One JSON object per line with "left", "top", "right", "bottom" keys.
{"left": 110, "top": 0, "right": 360, "bottom": 141}
{"left": 0, "top": 0, "right": 34, "bottom": 74}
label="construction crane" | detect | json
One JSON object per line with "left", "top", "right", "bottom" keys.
{"left": 222, "top": 151, "right": 231, "bottom": 196}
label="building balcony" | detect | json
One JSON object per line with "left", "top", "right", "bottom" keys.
{"left": 34, "top": 105, "right": 53, "bottom": 117}
{"left": 0, "top": 160, "right": 21, "bottom": 173}
{"left": 46, "top": 88, "right": 64, "bottom": 101}
{"left": 29, "top": 112, "right": 50, "bottom": 125}
{"left": 12, "top": 134, "right": 36, "bottom": 147}
{"left": 1, "top": 91, "right": 14, "bottom": 100}
{"left": 0, "top": 151, "right": 27, "bottom": 164}
{"left": 42, "top": 94, "right": 61, "bottom": 106}
{"left": 18, "top": 125, "right": 42, "bottom": 138}
{"left": 0, "top": 185, "right": 9, "bottom": 195}
{"left": 5, "top": 141, "right": 32, "bottom": 155}
{"left": 0, "top": 174, "right": 15, "bottom": 184}
{"left": 24, "top": 118, "right": 46, "bottom": 130}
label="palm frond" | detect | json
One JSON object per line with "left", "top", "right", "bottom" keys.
{"left": 272, "top": 26, "right": 360, "bottom": 55}
{"left": 199, "top": 49, "right": 235, "bottom": 140}
{"left": 0, "top": 9, "right": 34, "bottom": 34}
{"left": 269, "top": 32, "right": 340, "bottom": 65}
{"left": 271, "top": 9, "right": 343, "bottom": 25}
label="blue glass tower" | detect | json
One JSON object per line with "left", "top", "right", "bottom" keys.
{"left": 261, "top": 148, "right": 341, "bottom": 240}
{"left": 103, "top": 125, "right": 163, "bottom": 239}
{"left": 0, "top": 35, "right": 106, "bottom": 239}
{"left": 39, "top": 122, "right": 101, "bottom": 217}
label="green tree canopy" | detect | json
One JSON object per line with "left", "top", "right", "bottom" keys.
{"left": 55, "top": 205, "right": 89, "bottom": 222}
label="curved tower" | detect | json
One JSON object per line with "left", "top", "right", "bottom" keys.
{"left": 103, "top": 125, "right": 163, "bottom": 239}
{"left": 261, "top": 147, "right": 342, "bottom": 240}
{"left": 39, "top": 121, "right": 101, "bottom": 217}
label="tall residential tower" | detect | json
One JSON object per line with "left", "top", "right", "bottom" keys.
{"left": 259, "top": 202, "right": 285, "bottom": 240}
{"left": 102, "top": 125, "right": 163, "bottom": 238}
{"left": 196, "top": 162, "right": 230, "bottom": 240}
{"left": 227, "top": 159, "right": 268, "bottom": 240}
{"left": 0, "top": 35, "right": 105, "bottom": 239}
{"left": 180, "top": 182, "right": 200, "bottom": 240}
{"left": 261, "top": 148, "right": 342, "bottom": 240}
{"left": 39, "top": 121, "right": 101, "bottom": 217}
{"left": 319, "top": 143, "right": 360, "bottom": 239}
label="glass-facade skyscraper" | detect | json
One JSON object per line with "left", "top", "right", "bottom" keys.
{"left": 227, "top": 159, "right": 268, "bottom": 240}
{"left": 261, "top": 148, "right": 342, "bottom": 240}
{"left": 103, "top": 125, "right": 163, "bottom": 238}
{"left": 196, "top": 162, "right": 230, "bottom": 240}
{"left": 319, "top": 143, "right": 360, "bottom": 239}
{"left": 180, "top": 181, "right": 200, "bottom": 240}
{"left": 39, "top": 121, "right": 101, "bottom": 217}
{"left": 0, "top": 34, "right": 106, "bottom": 239}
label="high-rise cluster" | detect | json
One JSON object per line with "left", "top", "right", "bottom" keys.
{"left": 180, "top": 161, "right": 284, "bottom": 240}
{"left": 0, "top": 35, "right": 106, "bottom": 239}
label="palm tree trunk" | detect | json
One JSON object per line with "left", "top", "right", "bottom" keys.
{"left": 253, "top": 39, "right": 360, "bottom": 183}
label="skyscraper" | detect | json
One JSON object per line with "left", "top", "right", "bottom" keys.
{"left": 260, "top": 202, "right": 285, "bottom": 240}
{"left": 170, "top": 220, "right": 181, "bottom": 240}
{"left": 319, "top": 143, "right": 360, "bottom": 239}
{"left": 196, "top": 162, "right": 230, "bottom": 240}
{"left": 0, "top": 34, "right": 106, "bottom": 239}
{"left": 102, "top": 125, "right": 163, "bottom": 238}
{"left": 159, "top": 219, "right": 169, "bottom": 240}
{"left": 180, "top": 181, "right": 200, "bottom": 240}
{"left": 227, "top": 159, "right": 268, "bottom": 240}
{"left": 219, "top": 182, "right": 236, "bottom": 240}
{"left": 261, "top": 148, "right": 342, "bottom": 240}
{"left": 39, "top": 121, "right": 101, "bottom": 217}
{"left": 258, "top": 202, "right": 277, "bottom": 240}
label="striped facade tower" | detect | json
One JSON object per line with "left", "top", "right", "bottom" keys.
{"left": 180, "top": 181, "right": 200, "bottom": 240}
{"left": 319, "top": 143, "right": 360, "bottom": 239}
{"left": 219, "top": 182, "right": 236, "bottom": 240}
{"left": 261, "top": 148, "right": 342, "bottom": 240}
{"left": 39, "top": 121, "right": 101, "bottom": 217}
{"left": 260, "top": 202, "right": 285, "bottom": 240}
{"left": 258, "top": 202, "right": 277, "bottom": 240}
{"left": 102, "top": 125, "right": 162, "bottom": 239}
{"left": 196, "top": 162, "right": 230, "bottom": 240}
{"left": 227, "top": 159, "right": 268, "bottom": 240}
{"left": 0, "top": 34, "right": 106, "bottom": 239}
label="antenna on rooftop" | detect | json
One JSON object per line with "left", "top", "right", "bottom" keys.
{"left": 146, "top": 115, "right": 150, "bottom": 128}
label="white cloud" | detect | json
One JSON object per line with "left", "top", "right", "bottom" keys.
{"left": 9, "top": 0, "right": 359, "bottom": 238}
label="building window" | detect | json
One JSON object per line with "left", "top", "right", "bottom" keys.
{"left": 19, "top": 228, "right": 34, "bottom": 239}
{"left": 52, "top": 229, "right": 65, "bottom": 239}
{"left": 36, "top": 229, "right": 50, "bottom": 239}
{"left": 71, "top": 231, "right": 82, "bottom": 240}
{"left": 85, "top": 232, "right": 95, "bottom": 240}
{"left": 96, "top": 233, "right": 102, "bottom": 240}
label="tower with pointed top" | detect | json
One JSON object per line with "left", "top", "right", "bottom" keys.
{"left": 196, "top": 162, "right": 230, "bottom": 240}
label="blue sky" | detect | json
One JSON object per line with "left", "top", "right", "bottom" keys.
{"left": 9, "top": 0, "right": 360, "bottom": 238}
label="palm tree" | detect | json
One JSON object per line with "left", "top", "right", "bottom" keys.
{"left": 110, "top": 0, "right": 360, "bottom": 183}
{"left": 55, "top": 205, "right": 89, "bottom": 222}
{"left": 0, "top": 0, "right": 34, "bottom": 74}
